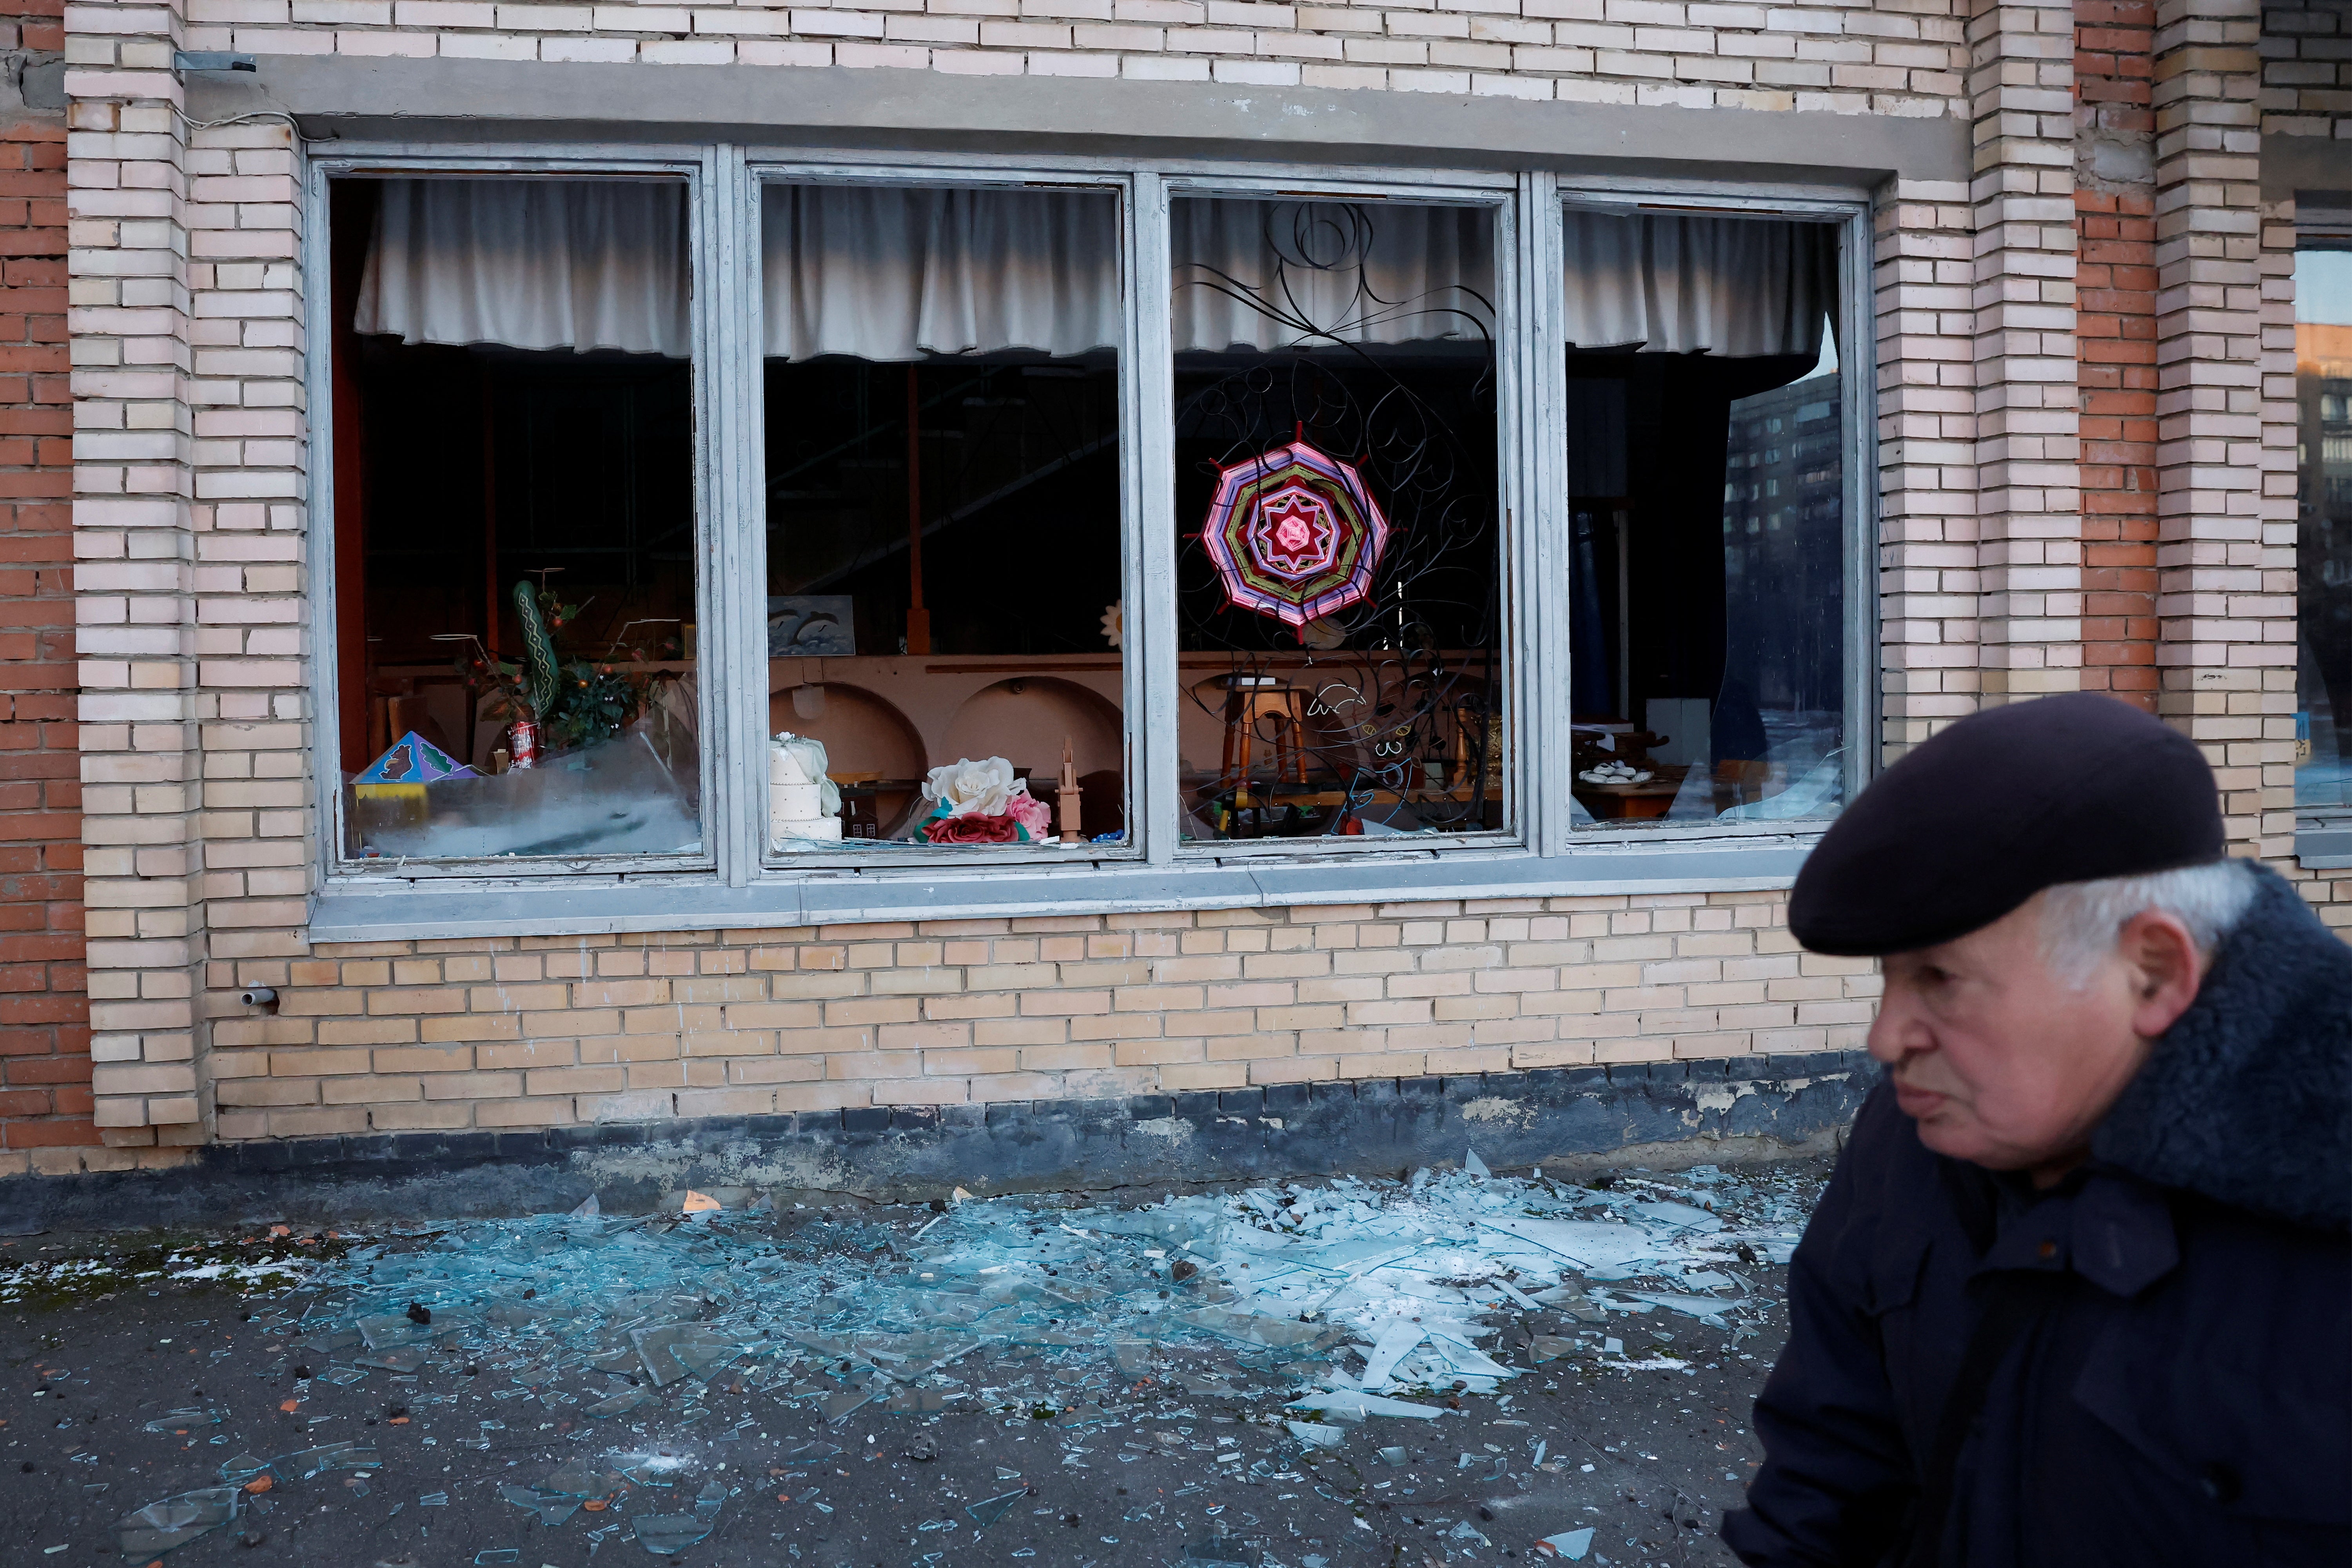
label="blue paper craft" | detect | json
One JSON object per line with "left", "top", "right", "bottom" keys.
{"left": 356, "top": 732, "right": 478, "bottom": 798}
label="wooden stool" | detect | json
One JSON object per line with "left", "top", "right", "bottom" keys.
{"left": 1221, "top": 682, "right": 1309, "bottom": 788}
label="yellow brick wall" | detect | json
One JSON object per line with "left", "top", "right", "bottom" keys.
{"left": 187, "top": 893, "right": 1880, "bottom": 1143}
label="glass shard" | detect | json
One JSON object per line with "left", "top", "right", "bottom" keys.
{"left": 113, "top": 1487, "right": 241, "bottom": 1557}
{"left": 965, "top": 1488, "right": 1029, "bottom": 1528}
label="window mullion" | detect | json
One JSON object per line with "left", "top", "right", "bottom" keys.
{"left": 702, "top": 142, "right": 762, "bottom": 888}
{"left": 1129, "top": 170, "right": 1179, "bottom": 867}
{"left": 1841, "top": 206, "right": 1880, "bottom": 808}
{"left": 1519, "top": 170, "right": 1570, "bottom": 857}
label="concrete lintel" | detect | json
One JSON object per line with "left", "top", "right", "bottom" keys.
{"left": 2261, "top": 132, "right": 2352, "bottom": 204}
{"left": 196, "top": 56, "right": 1969, "bottom": 187}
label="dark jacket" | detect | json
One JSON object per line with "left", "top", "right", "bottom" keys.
{"left": 1722, "top": 865, "right": 2352, "bottom": 1567}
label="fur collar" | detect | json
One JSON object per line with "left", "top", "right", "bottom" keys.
{"left": 2093, "top": 863, "right": 2352, "bottom": 1235}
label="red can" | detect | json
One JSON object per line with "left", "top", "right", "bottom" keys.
{"left": 510, "top": 719, "right": 538, "bottom": 770}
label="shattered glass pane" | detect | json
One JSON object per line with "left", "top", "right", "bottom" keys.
{"left": 278, "top": 1443, "right": 378, "bottom": 1480}
{"left": 335, "top": 179, "right": 702, "bottom": 872}
{"left": 142, "top": 1408, "right": 223, "bottom": 1433}
{"left": 113, "top": 1487, "right": 241, "bottom": 1557}
{"left": 283, "top": 1154, "right": 1806, "bottom": 1500}
{"left": 965, "top": 1488, "right": 1029, "bottom": 1529}
{"left": 498, "top": 1481, "right": 582, "bottom": 1527}
{"left": 631, "top": 1507, "right": 718, "bottom": 1555}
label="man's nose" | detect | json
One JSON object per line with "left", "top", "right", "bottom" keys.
{"left": 1866, "top": 988, "right": 1927, "bottom": 1065}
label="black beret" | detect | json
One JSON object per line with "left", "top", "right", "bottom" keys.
{"left": 1788, "top": 693, "right": 2224, "bottom": 956}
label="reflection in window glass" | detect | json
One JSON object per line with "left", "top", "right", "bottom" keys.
{"left": 1560, "top": 212, "right": 1846, "bottom": 829}
{"left": 1172, "top": 199, "right": 1504, "bottom": 842}
{"left": 760, "top": 185, "right": 1124, "bottom": 852}
{"left": 332, "top": 177, "right": 702, "bottom": 862}
{"left": 2297, "top": 246, "right": 2352, "bottom": 813}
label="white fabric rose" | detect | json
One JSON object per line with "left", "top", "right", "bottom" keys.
{"left": 924, "top": 756, "right": 1020, "bottom": 817}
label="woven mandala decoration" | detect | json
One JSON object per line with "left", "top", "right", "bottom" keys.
{"left": 1201, "top": 439, "right": 1391, "bottom": 632}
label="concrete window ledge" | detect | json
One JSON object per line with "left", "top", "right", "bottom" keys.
{"left": 308, "top": 836, "right": 1820, "bottom": 942}
{"left": 2296, "top": 825, "right": 2352, "bottom": 871}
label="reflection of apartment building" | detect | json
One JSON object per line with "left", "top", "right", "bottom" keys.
{"left": 2299, "top": 315, "right": 2352, "bottom": 818}
{"left": 0, "top": 0, "right": 2345, "bottom": 1203}
{"left": 1722, "top": 374, "right": 1844, "bottom": 722}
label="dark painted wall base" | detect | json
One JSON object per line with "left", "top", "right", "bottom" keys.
{"left": 0, "top": 1053, "right": 1875, "bottom": 1234}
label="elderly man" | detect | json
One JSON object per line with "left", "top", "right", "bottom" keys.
{"left": 1721, "top": 694, "right": 2350, "bottom": 1568}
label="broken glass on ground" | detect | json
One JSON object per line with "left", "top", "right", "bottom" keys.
{"left": 630, "top": 1481, "right": 726, "bottom": 1555}
{"left": 965, "top": 1487, "right": 1030, "bottom": 1528}
{"left": 1537, "top": 1525, "right": 1597, "bottom": 1559}
{"left": 289, "top": 1156, "right": 1811, "bottom": 1490}
{"left": 499, "top": 1481, "right": 583, "bottom": 1527}
{"left": 142, "top": 1408, "right": 223, "bottom": 1432}
{"left": 113, "top": 1487, "right": 241, "bottom": 1557}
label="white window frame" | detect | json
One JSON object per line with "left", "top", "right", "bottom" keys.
{"left": 302, "top": 144, "right": 1877, "bottom": 941}
{"left": 2294, "top": 208, "right": 2352, "bottom": 869}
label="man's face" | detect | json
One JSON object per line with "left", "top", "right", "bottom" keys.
{"left": 1866, "top": 894, "right": 2168, "bottom": 1176}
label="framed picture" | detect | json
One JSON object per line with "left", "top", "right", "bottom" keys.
{"left": 767, "top": 596, "right": 856, "bottom": 657}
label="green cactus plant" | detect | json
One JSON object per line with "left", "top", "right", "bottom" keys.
{"left": 513, "top": 578, "right": 562, "bottom": 720}
{"left": 454, "top": 581, "right": 680, "bottom": 760}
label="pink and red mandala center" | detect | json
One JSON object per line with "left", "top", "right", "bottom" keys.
{"left": 1250, "top": 488, "right": 1338, "bottom": 576}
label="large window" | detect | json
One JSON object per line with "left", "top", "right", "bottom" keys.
{"left": 315, "top": 159, "right": 1868, "bottom": 909}
{"left": 1171, "top": 197, "right": 1506, "bottom": 843}
{"left": 2298, "top": 242, "right": 2352, "bottom": 820}
{"left": 1559, "top": 209, "right": 1849, "bottom": 831}
{"left": 756, "top": 181, "right": 1127, "bottom": 859}
{"left": 328, "top": 176, "right": 704, "bottom": 865}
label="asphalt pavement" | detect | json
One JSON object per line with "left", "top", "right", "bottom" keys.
{"left": 0, "top": 1175, "right": 1811, "bottom": 1568}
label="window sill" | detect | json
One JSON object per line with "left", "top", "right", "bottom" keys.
{"left": 306, "top": 831, "right": 1822, "bottom": 942}
{"left": 2295, "top": 822, "right": 2352, "bottom": 870}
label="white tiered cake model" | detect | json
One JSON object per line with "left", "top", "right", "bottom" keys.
{"left": 769, "top": 732, "right": 844, "bottom": 848}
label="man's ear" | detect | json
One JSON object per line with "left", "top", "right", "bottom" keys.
{"left": 2119, "top": 909, "right": 2205, "bottom": 1039}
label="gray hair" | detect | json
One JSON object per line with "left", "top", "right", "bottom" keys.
{"left": 2038, "top": 859, "right": 2258, "bottom": 987}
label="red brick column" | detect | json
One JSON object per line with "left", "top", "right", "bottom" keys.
{"left": 0, "top": 0, "right": 89, "bottom": 1166}
{"left": 2074, "top": 0, "right": 2159, "bottom": 710}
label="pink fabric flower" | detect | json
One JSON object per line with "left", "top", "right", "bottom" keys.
{"left": 1007, "top": 788, "right": 1054, "bottom": 842}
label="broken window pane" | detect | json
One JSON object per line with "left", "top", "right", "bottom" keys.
{"left": 1171, "top": 198, "right": 1507, "bottom": 842}
{"left": 2297, "top": 245, "right": 2352, "bottom": 814}
{"left": 330, "top": 176, "right": 703, "bottom": 864}
{"left": 1562, "top": 211, "right": 1849, "bottom": 830}
{"left": 758, "top": 182, "right": 1127, "bottom": 855}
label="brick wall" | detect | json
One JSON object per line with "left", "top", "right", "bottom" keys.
{"left": 1969, "top": 0, "right": 2082, "bottom": 708}
{"left": 66, "top": 0, "right": 214, "bottom": 1163}
{"left": 2259, "top": 0, "right": 2346, "bottom": 139}
{"left": 164, "top": 0, "right": 1972, "bottom": 113}
{"left": 0, "top": 0, "right": 91, "bottom": 1167}
{"left": 1875, "top": 174, "right": 1980, "bottom": 754}
{"left": 2074, "top": 0, "right": 2156, "bottom": 708}
{"left": 30, "top": 0, "right": 2348, "bottom": 1163}
{"left": 203, "top": 896, "right": 1881, "bottom": 1139}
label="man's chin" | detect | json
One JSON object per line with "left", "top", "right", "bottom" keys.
{"left": 1906, "top": 1105, "right": 1991, "bottom": 1164}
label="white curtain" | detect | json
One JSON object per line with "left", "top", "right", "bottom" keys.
{"left": 762, "top": 184, "right": 1122, "bottom": 361}
{"left": 1171, "top": 198, "right": 1495, "bottom": 352}
{"left": 355, "top": 178, "right": 691, "bottom": 358}
{"left": 355, "top": 181, "right": 1831, "bottom": 364}
{"left": 1562, "top": 212, "right": 1835, "bottom": 358}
